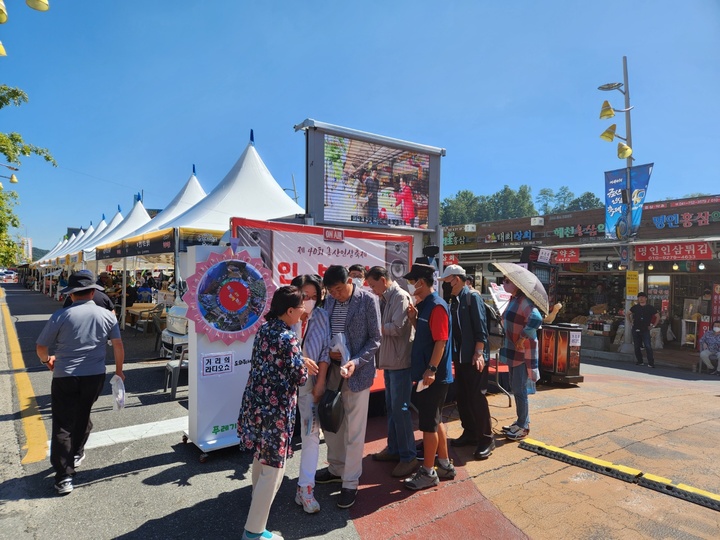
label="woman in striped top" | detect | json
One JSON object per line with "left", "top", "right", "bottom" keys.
{"left": 290, "top": 274, "right": 331, "bottom": 513}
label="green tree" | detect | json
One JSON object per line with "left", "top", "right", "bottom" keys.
{"left": 0, "top": 84, "right": 56, "bottom": 266}
{"left": 553, "top": 186, "right": 574, "bottom": 212}
{"left": 536, "top": 188, "right": 555, "bottom": 215}
{"left": 440, "top": 189, "right": 481, "bottom": 226}
{"left": 566, "top": 192, "right": 604, "bottom": 211}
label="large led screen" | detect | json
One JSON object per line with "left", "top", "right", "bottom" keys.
{"left": 322, "top": 134, "right": 431, "bottom": 229}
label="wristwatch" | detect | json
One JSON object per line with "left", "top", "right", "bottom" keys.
{"left": 427, "top": 365, "right": 438, "bottom": 373}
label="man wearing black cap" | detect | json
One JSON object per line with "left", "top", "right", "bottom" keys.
{"left": 629, "top": 292, "right": 658, "bottom": 367}
{"left": 402, "top": 264, "right": 455, "bottom": 490}
{"left": 36, "top": 271, "right": 125, "bottom": 495}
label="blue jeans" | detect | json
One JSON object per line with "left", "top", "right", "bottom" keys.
{"left": 384, "top": 368, "right": 416, "bottom": 462}
{"left": 509, "top": 364, "right": 529, "bottom": 430}
{"left": 632, "top": 328, "right": 655, "bottom": 365}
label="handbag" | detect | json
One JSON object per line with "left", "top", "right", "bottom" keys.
{"left": 318, "top": 372, "right": 344, "bottom": 433}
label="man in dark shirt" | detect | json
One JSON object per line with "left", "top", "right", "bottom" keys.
{"left": 62, "top": 270, "right": 115, "bottom": 312}
{"left": 629, "top": 292, "right": 659, "bottom": 367}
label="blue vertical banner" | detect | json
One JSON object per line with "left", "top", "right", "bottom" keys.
{"left": 604, "top": 163, "right": 653, "bottom": 240}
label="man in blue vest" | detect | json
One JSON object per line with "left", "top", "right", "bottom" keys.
{"left": 402, "top": 264, "right": 455, "bottom": 490}
{"left": 441, "top": 264, "right": 494, "bottom": 460}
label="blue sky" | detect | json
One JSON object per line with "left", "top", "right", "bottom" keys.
{"left": 2, "top": 1, "right": 719, "bottom": 250}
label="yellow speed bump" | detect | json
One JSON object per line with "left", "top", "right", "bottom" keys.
{"left": 520, "top": 438, "right": 720, "bottom": 511}
{"left": 0, "top": 289, "right": 48, "bottom": 463}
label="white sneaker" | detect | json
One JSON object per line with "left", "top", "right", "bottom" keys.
{"left": 295, "top": 485, "right": 321, "bottom": 514}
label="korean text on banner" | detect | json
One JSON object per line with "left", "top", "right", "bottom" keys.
{"left": 604, "top": 163, "right": 654, "bottom": 240}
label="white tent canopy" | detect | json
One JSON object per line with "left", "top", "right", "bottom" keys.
{"left": 54, "top": 226, "right": 91, "bottom": 260}
{"left": 37, "top": 239, "right": 65, "bottom": 264}
{"left": 73, "top": 217, "right": 110, "bottom": 254}
{"left": 39, "top": 237, "right": 71, "bottom": 264}
{"left": 85, "top": 200, "right": 151, "bottom": 261}
{"left": 162, "top": 143, "right": 304, "bottom": 231}
{"left": 121, "top": 173, "right": 207, "bottom": 239}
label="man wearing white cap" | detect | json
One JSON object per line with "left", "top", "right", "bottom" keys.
{"left": 440, "top": 264, "right": 494, "bottom": 460}
{"left": 36, "top": 271, "right": 125, "bottom": 495}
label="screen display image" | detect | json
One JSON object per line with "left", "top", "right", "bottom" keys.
{"left": 323, "top": 134, "right": 430, "bottom": 229}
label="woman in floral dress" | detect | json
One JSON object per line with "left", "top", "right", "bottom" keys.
{"left": 238, "top": 286, "right": 318, "bottom": 540}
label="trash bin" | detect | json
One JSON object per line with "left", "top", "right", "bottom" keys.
{"left": 539, "top": 323, "right": 584, "bottom": 384}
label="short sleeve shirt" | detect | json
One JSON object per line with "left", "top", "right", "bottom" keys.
{"left": 36, "top": 300, "right": 121, "bottom": 377}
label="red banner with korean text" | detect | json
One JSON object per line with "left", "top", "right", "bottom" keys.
{"left": 634, "top": 242, "right": 712, "bottom": 261}
{"left": 555, "top": 248, "right": 580, "bottom": 263}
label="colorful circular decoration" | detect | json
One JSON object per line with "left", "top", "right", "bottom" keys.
{"left": 185, "top": 248, "right": 275, "bottom": 344}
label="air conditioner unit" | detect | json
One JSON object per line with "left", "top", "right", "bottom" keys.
{"left": 530, "top": 217, "right": 545, "bottom": 227}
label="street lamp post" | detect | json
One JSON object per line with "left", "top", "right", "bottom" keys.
{"left": 599, "top": 56, "right": 635, "bottom": 352}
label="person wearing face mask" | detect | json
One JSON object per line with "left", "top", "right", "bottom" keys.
{"left": 403, "top": 264, "right": 455, "bottom": 489}
{"left": 500, "top": 276, "right": 543, "bottom": 441}
{"left": 348, "top": 264, "right": 367, "bottom": 289}
{"left": 699, "top": 320, "right": 720, "bottom": 375}
{"left": 440, "top": 265, "right": 494, "bottom": 460}
{"left": 289, "top": 275, "right": 331, "bottom": 513}
{"left": 237, "top": 286, "right": 318, "bottom": 540}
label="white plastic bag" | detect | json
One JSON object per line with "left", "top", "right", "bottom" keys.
{"left": 110, "top": 374, "right": 125, "bottom": 411}
{"left": 329, "top": 333, "right": 350, "bottom": 366}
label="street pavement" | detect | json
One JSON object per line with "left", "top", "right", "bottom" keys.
{"left": 1, "top": 283, "right": 719, "bottom": 539}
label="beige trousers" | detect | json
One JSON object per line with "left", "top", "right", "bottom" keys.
{"left": 323, "top": 386, "right": 370, "bottom": 490}
{"left": 244, "top": 457, "right": 285, "bottom": 534}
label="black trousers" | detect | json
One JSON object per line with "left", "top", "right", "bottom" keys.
{"left": 454, "top": 362, "right": 493, "bottom": 444}
{"left": 50, "top": 373, "right": 106, "bottom": 481}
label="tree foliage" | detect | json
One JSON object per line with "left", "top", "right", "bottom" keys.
{"left": 0, "top": 84, "right": 57, "bottom": 266}
{"left": 534, "top": 187, "right": 603, "bottom": 214}
{"left": 440, "top": 185, "right": 536, "bottom": 226}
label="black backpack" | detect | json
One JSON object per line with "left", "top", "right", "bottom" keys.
{"left": 466, "top": 291, "right": 504, "bottom": 336}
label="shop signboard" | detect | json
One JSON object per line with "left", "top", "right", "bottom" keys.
{"left": 626, "top": 270, "right": 639, "bottom": 299}
{"left": 443, "top": 253, "right": 459, "bottom": 266}
{"left": 604, "top": 163, "right": 653, "bottom": 240}
{"left": 634, "top": 242, "right": 712, "bottom": 261}
{"left": 555, "top": 248, "right": 579, "bottom": 263}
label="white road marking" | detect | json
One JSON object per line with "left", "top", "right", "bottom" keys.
{"left": 47, "top": 416, "right": 189, "bottom": 453}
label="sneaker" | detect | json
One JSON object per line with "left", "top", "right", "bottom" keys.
{"left": 336, "top": 488, "right": 358, "bottom": 509}
{"left": 435, "top": 461, "right": 457, "bottom": 480}
{"left": 74, "top": 453, "right": 86, "bottom": 469}
{"left": 54, "top": 478, "right": 73, "bottom": 495}
{"left": 635, "top": 361, "right": 644, "bottom": 366}
{"left": 392, "top": 459, "right": 419, "bottom": 478}
{"left": 295, "top": 486, "right": 321, "bottom": 514}
{"left": 648, "top": 364, "right": 656, "bottom": 369}
{"left": 404, "top": 467, "right": 439, "bottom": 491}
{"left": 501, "top": 423, "right": 518, "bottom": 433}
{"left": 315, "top": 467, "right": 342, "bottom": 484}
{"left": 372, "top": 447, "right": 400, "bottom": 462}
{"left": 241, "top": 530, "right": 284, "bottom": 540}
{"left": 505, "top": 425, "right": 530, "bottom": 441}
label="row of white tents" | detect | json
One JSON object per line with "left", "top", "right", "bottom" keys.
{"left": 36, "top": 141, "right": 304, "bottom": 269}
{"left": 32, "top": 141, "right": 305, "bottom": 324}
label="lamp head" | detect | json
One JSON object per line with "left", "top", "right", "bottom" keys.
{"left": 672, "top": 263, "right": 679, "bottom": 271}
{"left": 599, "top": 101, "right": 615, "bottom": 120}
{"left": 9, "top": 173, "right": 18, "bottom": 183}
{"left": 26, "top": 0, "right": 49, "bottom": 11}
{"left": 600, "top": 124, "right": 617, "bottom": 142}
{"left": 647, "top": 263, "right": 654, "bottom": 271}
{"left": 598, "top": 82, "right": 623, "bottom": 92}
{"left": 698, "top": 262, "right": 706, "bottom": 270}
{"left": 617, "top": 143, "right": 633, "bottom": 159}
{"left": 0, "top": 1, "right": 7, "bottom": 24}
{"left": 0, "top": 41, "right": 6, "bottom": 57}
